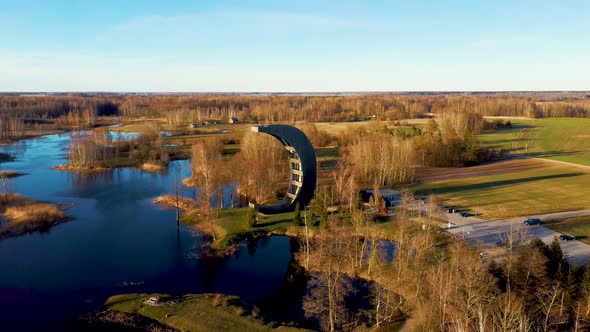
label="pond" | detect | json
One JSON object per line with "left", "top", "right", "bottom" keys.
{"left": 0, "top": 133, "right": 295, "bottom": 330}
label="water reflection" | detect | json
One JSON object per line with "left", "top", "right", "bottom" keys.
{"left": 0, "top": 133, "right": 293, "bottom": 329}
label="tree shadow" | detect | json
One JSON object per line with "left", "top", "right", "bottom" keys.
{"left": 424, "top": 172, "right": 585, "bottom": 194}
{"left": 255, "top": 218, "right": 291, "bottom": 228}
{"left": 485, "top": 138, "right": 536, "bottom": 145}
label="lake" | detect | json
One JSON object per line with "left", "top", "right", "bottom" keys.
{"left": 0, "top": 133, "right": 295, "bottom": 330}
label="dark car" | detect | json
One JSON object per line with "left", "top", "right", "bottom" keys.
{"left": 524, "top": 218, "right": 542, "bottom": 225}
{"left": 559, "top": 234, "right": 576, "bottom": 241}
{"left": 459, "top": 211, "right": 473, "bottom": 218}
{"left": 443, "top": 206, "right": 454, "bottom": 213}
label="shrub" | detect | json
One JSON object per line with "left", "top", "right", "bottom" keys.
{"left": 292, "top": 203, "right": 303, "bottom": 226}
{"left": 245, "top": 208, "right": 257, "bottom": 227}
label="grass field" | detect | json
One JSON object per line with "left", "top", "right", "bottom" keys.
{"left": 544, "top": 216, "right": 590, "bottom": 244}
{"left": 413, "top": 159, "right": 590, "bottom": 219}
{"left": 479, "top": 117, "right": 590, "bottom": 166}
{"left": 105, "top": 293, "right": 303, "bottom": 332}
{"left": 315, "top": 119, "right": 428, "bottom": 136}
{"left": 181, "top": 208, "right": 296, "bottom": 250}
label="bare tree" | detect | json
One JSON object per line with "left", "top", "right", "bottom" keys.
{"left": 190, "top": 139, "right": 224, "bottom": 240}
{"left": 0, "top": 171, "right": 8, "bottom": 206}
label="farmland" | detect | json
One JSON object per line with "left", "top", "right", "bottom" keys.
{"left": 479, "top": 117, "right": 590, "bottom": 167}
{"left": 413, "top": 158, "right": 590, "bottom": 219}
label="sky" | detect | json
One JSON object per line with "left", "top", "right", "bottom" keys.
{"left": 0, "top": 0, "right": 589, "bottom": 92}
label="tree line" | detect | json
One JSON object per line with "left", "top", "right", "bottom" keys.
{"left": 2, "top": 93, "right": 590, "bottom": 126}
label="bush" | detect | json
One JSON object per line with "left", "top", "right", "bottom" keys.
{"left": 292, "top": 203, "right": 303, "bottom": 226}
{"left": 245, "top": 208, "right": 257, "bottom": 227}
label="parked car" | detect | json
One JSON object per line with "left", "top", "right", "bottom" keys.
{"left": 459, "top": 211, "right": 473, "bottom": 218}
{"left": 524, "top": 218, "right": 542, "bottom": 225}
{"left": 559, "top": 234, "right": 576, "bottom": 241}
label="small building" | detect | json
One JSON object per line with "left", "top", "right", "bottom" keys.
{"left": 229, "top": 117, "right": 239, "bottom": 124}
{"left": 360, "top": 188, "right": 401, "bottom": 208}
{"left": 146, "top": 296, "right": 162, "bottom": 305}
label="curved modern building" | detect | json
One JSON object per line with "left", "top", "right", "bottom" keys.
{"left": 250, "top": 125, "right": 317, "bottom": 214}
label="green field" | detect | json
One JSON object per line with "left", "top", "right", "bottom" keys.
{"left": 479, "top": 118, "right": 590, "bottom": 166}
{"left": 544, "top": 216, "right": 590, "bottom": 244}
{"left": 105, "top": 293, "right": 303, "bottom": 332}
{"left": 413, "top": 159, "right": 590, "bottom": 219}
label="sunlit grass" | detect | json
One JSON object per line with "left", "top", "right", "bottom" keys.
{"left": 413, "top": 165, "right": 590, "bottom": 219}
{"left": 105, "top": 293, "right": 298, "bottom": 332}
{"left": 478, "top": 118, "right": 590, "bottom": 166}
{"left": 181, "top": 208, "right": 296, "bottom": 250}
{"left": 544, "top": 216, "right": 590, "bottom": 244}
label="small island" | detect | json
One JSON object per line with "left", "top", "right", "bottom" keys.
{"left": 0, "top": 193, "right": 69, "bottom": 239}
{"left": 0, "top": 170, "right": 27, "bottom": 179}
{"left": 53, "top": 125, "right": 172, "bottom": 173}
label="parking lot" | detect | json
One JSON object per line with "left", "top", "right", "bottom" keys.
{"left": 444, "top": 209, "right": 590, "bottom": 265}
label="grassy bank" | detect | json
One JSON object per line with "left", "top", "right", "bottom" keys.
{"left": 152, "top": 195, "right": 196, "bottom": 212}
{"left": 104, "top": 293, "right": 304, "bottom": 332}
{"left": 0, "top": 194, "right": 68, "bottom": 238}
{"left": 544, "top": 216, "right": 590, "bottom": 244}
{"left": 181, "top": 208, "right": 296, "bottom": 250}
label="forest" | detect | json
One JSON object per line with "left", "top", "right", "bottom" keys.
{"left": 1, "top": 92, "right": 590, "bottom": 127}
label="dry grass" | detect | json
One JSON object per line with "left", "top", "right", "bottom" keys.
{"left": 152, "top": 194, "right": 196, "bottom": 212}
{"left": 4, "top": 204, "right": 64, "bottom": 223}
{"left": 0, "top": 195, "right": 66, "bottom": 238}
{"left": 0, "top": 194, "right": 66, "bottom": 238}
{"left": 0, "top": 170, "right": 27, "bottom": 178}
{"left": 52, "top": 164, "right": 108, "bottom": 172}
{"left": 140, "top": 162, "right": 166, "bottom": 172}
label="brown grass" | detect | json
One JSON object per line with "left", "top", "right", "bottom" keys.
{"left": 52, "top": 164, "right": 108, "bottom": 172}
{"left": 139, "top": 162, "right": 166, "bottom": 172}
{"left": 415, "top": 158, "right": 552, "bottom": 183}
{"left": 0, "top": 170, "right": 27, "bottom": 178}
{"left": 152, "top": 194, "right": 196, "bottom": 212}
{"left": 4, "top": 203, "right": 64, "bottom": 223}
{"left": 1, "top": 195, "right": 66, "bottom": 238}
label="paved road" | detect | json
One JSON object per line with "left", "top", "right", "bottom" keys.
{"left": 444, "top": 210, "right": 590, "bottom": 265}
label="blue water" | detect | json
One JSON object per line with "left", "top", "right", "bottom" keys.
{"left": 0, "top": 133, "right": 292, "bottom": 329}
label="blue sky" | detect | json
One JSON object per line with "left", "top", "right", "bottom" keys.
{"left": 1, "top": 0, "right": 589, "bottom": 92}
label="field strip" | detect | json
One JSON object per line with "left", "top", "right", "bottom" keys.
{"left": 515, "top": 154, "right": 590, "bottom": 172}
